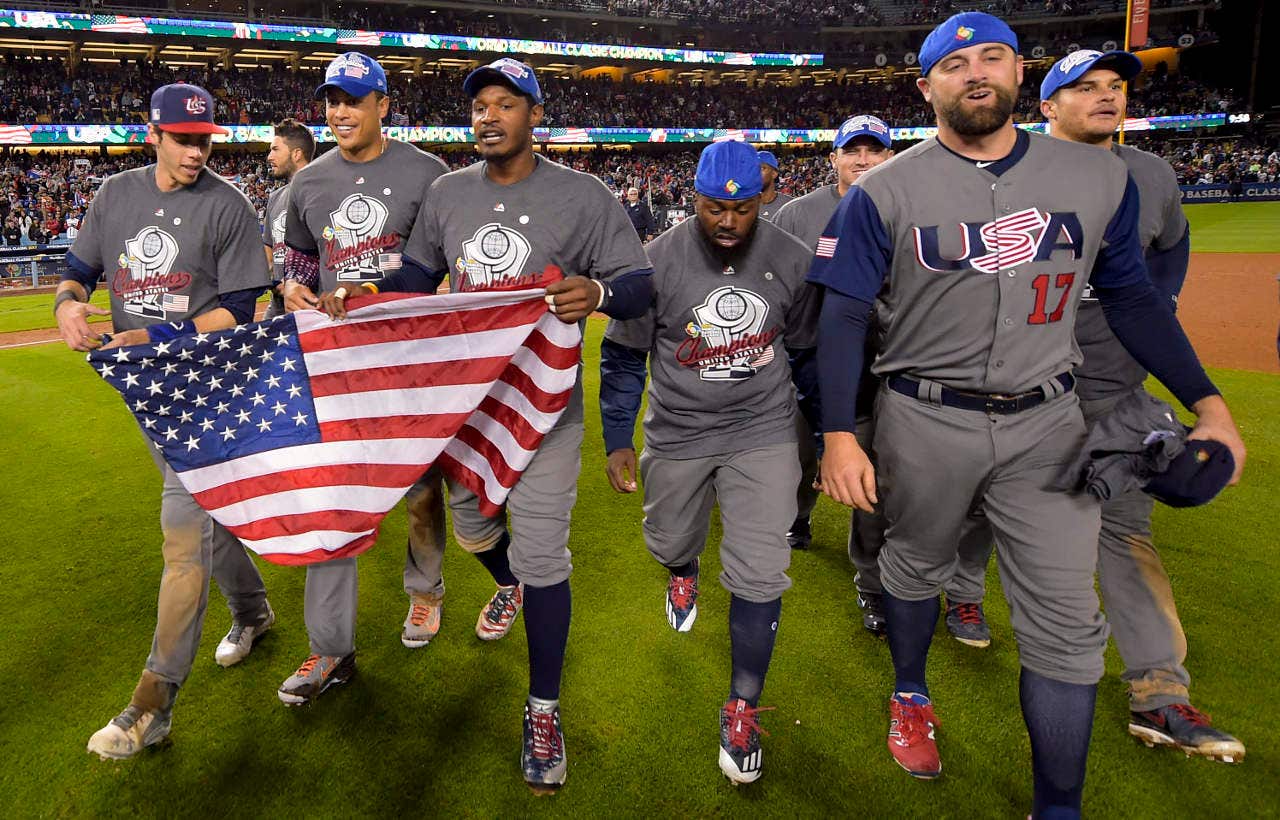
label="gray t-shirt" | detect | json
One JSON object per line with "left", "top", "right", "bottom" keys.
{"left": 605, "top": 218, "right": 820, "bottom": 458}
{"left": 1075, "top": 142, "right": 1189, "bottom": 400}
{"left": 773, "top": 184, "right": 841, "bottom": 249}
{"left": 403, "top": 154, "right": 652, "bottom": 425}
{"left": 758, "top": 191, "right": 795, "bottom": 223}
{"left": 70, "top": 165, "right": 268, "bottom": 332}
{"left": 284, "top": 139, "right": 448, "bottom": 290}
{"left": 263, "top": 183, "right": 289, "bottom": 283}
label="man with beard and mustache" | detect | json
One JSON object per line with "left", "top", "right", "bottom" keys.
{"left": 808, "top": 12, "right": 1245, "bottom": 816}
{"left": 261, "top": 118, "right": 314, "bottom": 319}
{"left": 598, "top": 140, "right": 820, "bottom": 785}
{"left": 944, "top": 49, "right": 1245, "bottom": 763}
{"left": 755, "top": 150, "right": 793, "bottom": 222}
{"left": 317, "top": 57, "right": 654, "bottom": 791}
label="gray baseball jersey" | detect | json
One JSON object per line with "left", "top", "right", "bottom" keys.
{"left": 604, "top": 218, "right": 819, "bottom": 459}
{"left": 758, "top": 191, "right": 795, "bottom": 223}
{"left": 403, "top": 154, "right": 652, "bottom": 425}
{"left": 70, "top": 165, "right": 268, "bottom": 332}
{"left": 1074, "top": 143, "right": 1189, "bottom": 400}
{"left": 263, "top": 183, "right": 289, "bottom": 282}
{"left": 772, "top": 184, "right": 841, "bottom": 249}
{"left": 812, "top": 132, "right": 1139, "bottom": 394}
{"left": 284, "top": 139, "right": 448, "bottom": 290}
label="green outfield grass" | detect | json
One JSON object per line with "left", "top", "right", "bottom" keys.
{"left": 0, "top": 321, "right": 1276, "bottom": 818}
{"left": 1185, "top": 201, "right": 1280, "bottom": 254}
{"left": 0, "top": 288, "right": 111, "bottom": 334}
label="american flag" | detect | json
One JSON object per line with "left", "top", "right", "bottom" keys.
{"left": 88, "top": 287, "right": 582, "bottom": 566}
{"left": 336, "top": 29, "right": 382, "bottom": 45}
{"left": 815, "top": 236, "right": 838, "bottom": 258}
{"left": 548, "top": 128, "right": 591, "bottom": 144}
{"left": 90, "top": 14, "right": 149, "bottom": 34}
{"left": 0, "top": 125, "right": 32, "bottom": 145}
{"left": 713, "top": 129, "right": 747, "bottom": 143}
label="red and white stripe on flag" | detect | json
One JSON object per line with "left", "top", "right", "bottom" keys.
{"left": 176, "top": 288, "right": 581, "bottom": 565}
{"left": 0, "top": 125, "right": 33, "bottom": 145}
{"left": 815, "top": 236, "right": 838, "bottom": 258}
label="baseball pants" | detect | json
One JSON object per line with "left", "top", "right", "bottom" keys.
{"left": 795, "top": 413, "right": 821, "bottom": 524}
{"left": 445, "top": 420, "right": 584, "bottom": 588}
{"left": 303, "top": 467, "right": 447, "bottom": 657}
{"left": 945, "top": 387, "right": 1192, "bottom": 707}
{"left": 872, "top": 383, "right": 1108, "bottom": 685}
{"left": 639, "top": 443, "right": 798, "bottom": 603}
{"left": 133, "top": 437, "right": 269, "bottom": 712}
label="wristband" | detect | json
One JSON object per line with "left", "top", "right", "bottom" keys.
{"left": 594, "top": 280, "right": 610, "bottom": 311}
{"left": 53, "top": 290, "right": 83, "bottom": 316}
{"left": 146, "top": 320, "right": 196, "bottom": 343}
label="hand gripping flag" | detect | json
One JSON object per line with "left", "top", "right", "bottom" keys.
{"left": 88, "top": 285, "right": 582, "bottom": 566}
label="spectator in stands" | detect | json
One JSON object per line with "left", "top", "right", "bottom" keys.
{"left": 623, "top": 186, "right": 658, "bottom": 241}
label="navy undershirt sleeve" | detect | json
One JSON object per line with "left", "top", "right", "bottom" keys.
{"left": 1095, "top": 279, "right": 1217, "bottom": 409}
{"left": 599, "top": 337, "right": 648, "bottom": 453}
{"left": 817, "top": 290, "right": 874, "bottom": 434}
{"left": 806, "top": 186, "right": 892, "bottom": 302}
{"left": 1090, "top": 175, "right": 1148, "bottom": 291}
{"left": 600, "top": 270, "right": 654, "bottom": 320}
{"left": 61, "top": 251, "right": 101, "bottom": 294}
{"left": 218, "top": 286, "right": 265, "bottom": 325}
{"left": 1145, "top": 225, "right": 1190, "bottom": 309}
{"left": 787, "top": 346, "right": 821, "bottom": 440}
{"left": 374, "top": 256, "right": 445, "bottom": 294}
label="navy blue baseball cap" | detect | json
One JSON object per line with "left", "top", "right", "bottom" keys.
{"left": 464, "top": 58, "right": 543, "bottom": 105}
{"left": 695, "top": 140, "right": 763, "bottom": 201}
{"left": 1040, "top": 49, "right": 1144, "bottom": 101}
{"left": 149, "top": 83, "right": 227, "bottom": 135}
{"left": 919, "top": 12, "right": 1019, "bottom": 76}
{"left": 834, "top": 114, "right": 892, "bottom": 149}
{"left": 1144, "top": 440, "right": 1235, "bottom": 508}
{"left": 315, "top": 52, "right": 388, "bottom": 100}
{"left": 757, "top": 150, "right": 780, "bottom": 170}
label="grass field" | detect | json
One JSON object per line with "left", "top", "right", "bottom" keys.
{"left": 1184, "top": 202, "right": 1280, "bottom": 253}
{"left": 0, "top": 287, "right": 111, "bottom": 334}
{"left": 1, "top": 201, "right": 1277, "bottom": 817}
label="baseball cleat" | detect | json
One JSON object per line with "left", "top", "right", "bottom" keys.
{"left": 858, "top": 592, "right": 887, "bottom": 638}
{"left": 1128, "top": 704, "right": 1246, "bottom": 763}
{"left": 944, "top": 600, "right": 991, "bottom": 648}
{"left": 785, "top": 516, "right": 812, "bottom": 550}
{"left": 476, "top": 583, "right": 523, "bottom": 641}
{"left": 87, "top": 705, "right": 172, "bottom": 760}
{"left": 277, "top": 653, "right": 356, "bottom": 705}
{"left": 666, "top": 559, "right": 699, "bottom": 632}
{"left": 401, "top": 594, "right": 443, "bottom": 649}
{"left": 888, "top": 692, "right": 942, "bottom": 779}
{"left": 215, "top": 602, "right": 275, "bottom": 667}
{"left": 719, "top": 698, "right": 775, "bottom": 785}
{"left": 522, "top": 701, "right": 567, "bottom": 791}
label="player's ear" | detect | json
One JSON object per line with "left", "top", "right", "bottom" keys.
{"left": 529, "top": 102, "right": 545, "bottom": 128}
{"left": 916, "top": 76, "right": 932, "bottom": 103}
{"left": 1015, "top": 54, "right": 1025, "bottom": 85}
{"left": 377, "top": 93, "right": 390, "bottom": 119}
{"left": 1039, "top": 98, "right": 1056, "bottom": 123}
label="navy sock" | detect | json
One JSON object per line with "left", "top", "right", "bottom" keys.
{"left": 524, "top": 580, "right": 571, "bottom": 701}
{"left": 666, "top": 559, "right": 698, "bottom": 578}
{"left": 1020, "top": 667, "right": 1096, "bottom": 819}
{"left": 728, "top": 595, "right": 781, "bottom": 706}
{"left": 472, "top": 532, "right": 518, "bottom": 588}
{"left": 883, "top": 592, "right": 939, "bottom": 697}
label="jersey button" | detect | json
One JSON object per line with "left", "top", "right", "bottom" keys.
{"left": 1003, "top": 317, "right": 1014, "bottom": 326}
{"left": 995, "top": 360, "right": 1005, "bottom": 368}
{"left": 1006, "top": 270, "right": 1016, "bottom": 277}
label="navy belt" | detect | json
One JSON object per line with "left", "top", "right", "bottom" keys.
{"left": 887, "top": 373, "right": 1075, "bottom": 415}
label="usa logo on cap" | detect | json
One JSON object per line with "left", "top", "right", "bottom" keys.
{"left": 329, "top": 53, "right": 369, "bottom": 79}
{"left": 184, "top": 95, "right": 207, "bottom": 115}
{"left": 497, "top": 58, "right": 530, "bottom": 80}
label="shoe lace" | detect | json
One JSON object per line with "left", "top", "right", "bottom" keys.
{"left": 724, "top": 702, "right": 775, "bottom": 751}
{"left": 486, "top": 587, "right": 519, "bottom": 623}
{"left": 952, "top": 602, "right": 984, "bottom": 625}
{"left": 409, "top": 602, "right": 436, "bottom": 627}
{"left": 295, "top": 654, "right": 321, "bottom": 677}
{"left": 527, "top": 710, "right": 563, "bottom": 761}
{"left": 669, "top": 575, "right": 696, "bottom": 609}
{"left": 225, "top": 623, "right": 247, "bottom": 644}
{"left": 893, "top": 699, "right": 940, "bottom": 746}
{"left": 1169, "top": 703, "right": 1212, "bottom": 726}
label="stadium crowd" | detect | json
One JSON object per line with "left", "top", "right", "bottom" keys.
{"left": 3, "top": 132, "right": 1270, "bottom": 248}
{"left": 0, "top": 56, "right": 1243, "bottom": 131}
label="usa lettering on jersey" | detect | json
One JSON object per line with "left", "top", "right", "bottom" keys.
{"left": 913, "top": 209, "right": 1084, "bottom": 273}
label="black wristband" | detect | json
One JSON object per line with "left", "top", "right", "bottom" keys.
{"left": 54, "top": 289, "right": 83, "bottom": 316}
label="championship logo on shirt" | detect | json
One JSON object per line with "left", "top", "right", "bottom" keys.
{"left": 271, "top": 209, "right": 287, "bottom": 267}
{"left": 324, "top": 193, "right": 399, "bottom": 280}
{"left": 676, "top": 286, "right": 778, "bottom": 381}
{"left": 112, "top": 225, "right": 191, "bottom": 320}
{"left": 455, "top": 223, "right": 535, "bottom": 291}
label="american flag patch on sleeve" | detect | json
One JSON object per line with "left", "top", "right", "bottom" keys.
{"left": 815, "top": 236, "right": 838, "bottom": 258}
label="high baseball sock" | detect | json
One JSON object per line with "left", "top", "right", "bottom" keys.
{"left": 1020, "top": 667, "right": 1096, "bottom": 819}
{"left": 524, "top": 580, "right": 571, "bottom": 701}
{"left": 728, "top": 595, "right": 782, "bottom": 707}
{"left": 883, "top": 592, "right": 939, "bottom": 697}
{"left": 472, "top": 531, "right": 519, "bottom": 588}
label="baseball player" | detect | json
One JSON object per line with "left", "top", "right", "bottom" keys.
{"left": 318, "top": 58, "right": 654, "bottom": 790}
{"left": 941, "top": 49, "right": 1245, "bottom": 761}
{"left": 755, "top": 151, "right": 793, "bottom": 222}
{"left": 54, "top": 83, "right": 274, "bottom": 759}
{"left": 262, "top": 118, "right": 314, "bottom": 319}
{"left": 808, "top": 13, "right": 1245, "bottom": 816}
{"left": 277, "top": 52, "right": 459, "bottom": 706}
{"left": 599, "top": 140, "right": 820, "bottom": 784}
